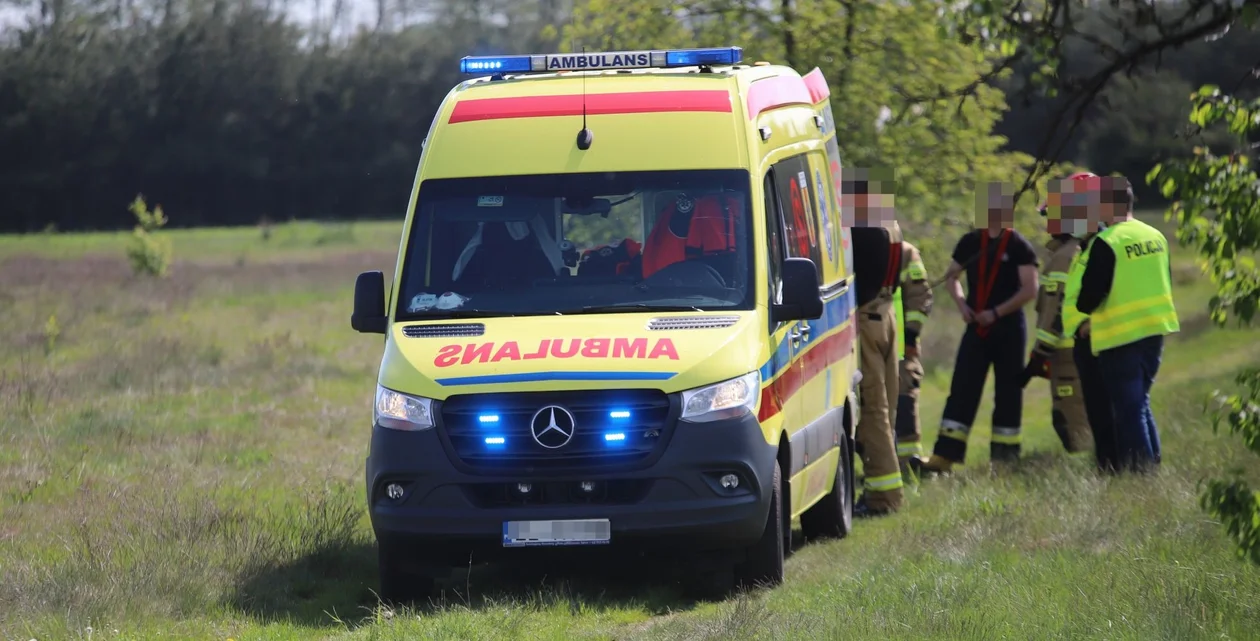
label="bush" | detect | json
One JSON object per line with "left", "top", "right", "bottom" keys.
{"left": 125, "top": 195, "right": 172, "bottom": 277}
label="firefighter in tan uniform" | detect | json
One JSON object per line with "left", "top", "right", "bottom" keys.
{"left": 893, "top": 240, "right": 933, "bottom": 472}
{"left": 1023, "top": 172, "right": 1099, "bottom": 453}
{"left": 844, "top": 170, "right": 904, "bottom": 517}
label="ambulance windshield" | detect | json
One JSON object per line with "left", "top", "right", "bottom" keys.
{"left": 395, "top": 169, "right": 754, "bottom": 319}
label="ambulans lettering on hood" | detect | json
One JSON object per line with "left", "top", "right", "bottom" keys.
{"left": 434, "top": 337, "right": 679, "bottom": 367}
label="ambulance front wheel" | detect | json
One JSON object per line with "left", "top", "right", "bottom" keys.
{"left": 734, "top": 460, "right": 785, "bottom": 590}
{"left": 800, "top": 436, "right": 855, "bottom": 541}
{"left": 377, "top": 538, "right": 436, "bottom": 606}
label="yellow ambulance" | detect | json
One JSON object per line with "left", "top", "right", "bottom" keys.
{"left": 351, "top": 46, "right": 860, "bottom": 600}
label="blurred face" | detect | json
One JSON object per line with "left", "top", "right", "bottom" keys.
{"left": 849, "top": 193, "right": 895, "bottom": 227}
{"left": 976, "top": 182, "right": 1014, "bottom": 233}
{"left": 1047, "top": 178, "right": 1102, "bottom": 238}
{"left": 840, "top": 168, "right": 896, "bottom": 228}
{"left": 1097, "top": 176, "right": 1133, "bottom": 224}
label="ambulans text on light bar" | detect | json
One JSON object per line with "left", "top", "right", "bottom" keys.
{"left": 459, "top": 47, "right": 744, "bottom": 75}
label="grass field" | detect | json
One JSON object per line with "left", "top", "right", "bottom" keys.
{"left": 2, "top": 217, "right": 1258, "bottom": 640}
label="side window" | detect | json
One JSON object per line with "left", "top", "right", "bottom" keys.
{"left": 771, "top": 154, "right": 823, "bottom": 267}
{"left": 763, "top": 172, "right": 784, "bottom": 306}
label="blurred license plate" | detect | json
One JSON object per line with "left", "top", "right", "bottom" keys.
{"left": 502, "top": 519, "right": 611, "bottom": 547}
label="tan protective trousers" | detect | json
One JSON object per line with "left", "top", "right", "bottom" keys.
{"left": 1051, "top": 347, "right": 1094, "bottom": 453}
{"left": 856, "top": 299, "right": 904, "bottom": 510}
{"left": 895, "top": 353, "right": 924, "bottom": 460}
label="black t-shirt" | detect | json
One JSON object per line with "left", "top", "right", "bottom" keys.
{"left": 851, "top": 226, "right": 892, "bottom": 306}
{"left": 951, "top": 229, "right": 1038, "bottom": 312}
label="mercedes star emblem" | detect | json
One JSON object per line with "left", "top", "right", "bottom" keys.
{"left": 530, "top": 405, "right": 576, "bottom": 449}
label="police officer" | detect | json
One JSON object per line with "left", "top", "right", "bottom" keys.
{"left": 1022, "top": 172, "right": 1098, "bottom": 454}
{"left": 844, "top": 169, "right": 904, "bottom": 516}
{"left": 892, "top": 238, "right": 933, "bottom": 473}
{"left": 1072, "top": 177, "right": 1180, "bottom": 473}
{"left": 916, "top": 183, "right": 1040, "bottom": 474}
{"left": 1062, "top": 193, "right": 1119, "bottom": 473}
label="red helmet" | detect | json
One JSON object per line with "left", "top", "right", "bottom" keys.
{"left": 1039, "top": 171, "right": 1100, "bottom": 214}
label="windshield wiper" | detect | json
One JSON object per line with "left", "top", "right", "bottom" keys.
{"left": 554, "top": 304, "right": 705, "bottom": 315}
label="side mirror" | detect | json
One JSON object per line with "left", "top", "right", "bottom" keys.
{"left": 773, "top": 257, "right": 823, "bottom": 323}
{"left": 351, "top": 271, "right": 388, "bottom": 334}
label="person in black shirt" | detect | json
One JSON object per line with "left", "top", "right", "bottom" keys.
{"left": 915, "top": 185, "right": 1040, "bottom": 475}
{"left": 843, "top": 168, "right": 905, "bottom": 517}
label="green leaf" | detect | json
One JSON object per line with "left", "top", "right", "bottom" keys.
{"left": 1161, "top": 177, "right": 1178, "bottom": 199}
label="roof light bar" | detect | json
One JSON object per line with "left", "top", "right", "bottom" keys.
{"left": 459, "top": 47, "right": 744, "bottom": 75}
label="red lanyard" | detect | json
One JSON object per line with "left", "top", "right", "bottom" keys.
{"left": 975, "top": 229, "right": 1011, "bottom": 337}
{"left": 882, "top": 240, "right": 903, "bottom": 289}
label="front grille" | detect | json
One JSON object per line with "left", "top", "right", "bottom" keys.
{"left": 647, "top": 315, "right": 740, "bottom": 331}
{"left": 402, "top": 323, "right": 485, "bottom": 338}
{"left": 440, "top": 389, "right": 673, "bottom": 473}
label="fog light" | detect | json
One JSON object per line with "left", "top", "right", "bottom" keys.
{"left": 719, "top": 474, "right": 740, "bottom": 489}
{"left": 517, "top": 482, "right": 532, "bottom": 494}
{"left": 580, "top": 481, "right": 595, "bottom": 493}
{"left": 386, "top": 483, "right": 405, "bottom": 500}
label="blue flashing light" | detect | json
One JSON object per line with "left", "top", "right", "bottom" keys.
{"left": 459, "top": 55, "right": 534, "bottom": 75}
{"left": 484, "top": 436, "right": 506, "bottom": 445}
{"left": 605, "top": 433, "right": 626, "bottom": 442}
{"left": 459, "top": 47, "right": 744, "bottom": 75}
{"left": 478, "top": 414, "right": 500, "bottom": 424}
{"left": 609, "top": 410, "right": 631, "bottom": 419}
{"left": 664, "top": 47, "right": 743, "bottom": 68}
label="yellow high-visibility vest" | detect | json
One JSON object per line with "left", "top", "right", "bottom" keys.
{"left": 893, "top": 287, "right": 904, "bottom": 360}
{"left": 1089, "top": 220, "right": 1180, "bottom": 355}
{"left": 1061, "top": 245, "right": 1090, "bottom": 347}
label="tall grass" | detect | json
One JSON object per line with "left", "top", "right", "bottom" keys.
{"left": 0, "top": 219, "right": 1257, "bottom": 640}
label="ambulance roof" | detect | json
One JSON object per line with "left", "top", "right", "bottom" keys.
{"left": 418, "top": 47, "right": 826, "bottom": 180}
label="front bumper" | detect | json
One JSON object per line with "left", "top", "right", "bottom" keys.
{"left": 365, "top": 410, "right": 777, "bottom": 563}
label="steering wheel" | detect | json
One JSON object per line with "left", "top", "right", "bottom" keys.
{"left": 642, "top": 259, "right": 727, "bottom": 289}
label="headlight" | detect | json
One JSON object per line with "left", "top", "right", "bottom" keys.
{"left": 680, "top": 371, "right": 760, "bottom": 423}
{"left": 374, "top": 385, "right": 435, "bottom": 431}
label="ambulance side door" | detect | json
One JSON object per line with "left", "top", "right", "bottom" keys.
{"left": 769, "top": 153, "right": 830, "bottom": 510}
{"left": 761, "top": 167, "right": 807, "bottom": 454}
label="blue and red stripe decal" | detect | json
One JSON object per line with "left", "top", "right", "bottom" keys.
{"left": 757, "top": 286, "right": 857, "bottom": 421}
{"left": 448, "top": 90, "right": 733, "bottom": 124}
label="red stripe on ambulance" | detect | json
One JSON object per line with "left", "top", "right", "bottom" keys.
{"left": 758, "top": 320, "right": 855, "bottom": 422}
{"left": 448, "top": 90, "right": 733, "bottom": 124}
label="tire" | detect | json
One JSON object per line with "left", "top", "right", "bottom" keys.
{"left": 800, "top": 436, "right": 854, "bottom": 541}
{"left": 377, "top": 539, "right": 436, "bottom": 606}
{"left": 735, "top": 460, "right": 785, "bottom": 590}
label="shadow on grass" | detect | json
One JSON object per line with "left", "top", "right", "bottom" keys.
{"left": 228, "top": 542, "right": 706, "bottom": 628}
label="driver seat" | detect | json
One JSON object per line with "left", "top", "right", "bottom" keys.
{"left": 454, "top": 221, "right": 559, "bottom": 290}
{"left": 641, "top": 193, "right": 737, "bottom": 279}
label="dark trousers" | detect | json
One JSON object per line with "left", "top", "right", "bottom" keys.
{"left": 1097, "top": 335, "right": 1164, "bottom": 472}
{"left": 1073, "top": 333, "right": 1118, "bottom": 473}
{"left": 934, "top": 312, "right": 1026, "bottom": 463}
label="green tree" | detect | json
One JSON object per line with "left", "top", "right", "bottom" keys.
{"left": 1147, "top": 91, "right": 1260, "bottom": 563}
{"left": 559, "top": 0, "right": 1037, "bottom": 266}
